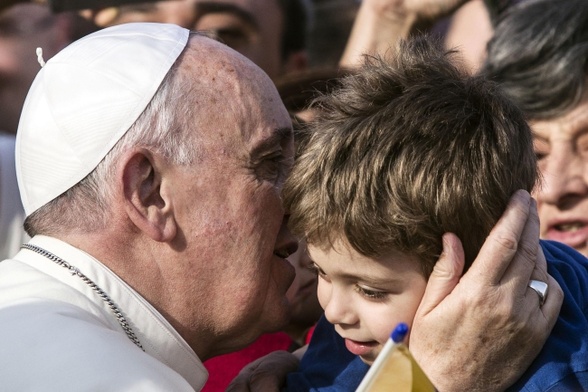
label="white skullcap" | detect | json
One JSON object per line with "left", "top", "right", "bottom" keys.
{"left": 16, "top": 22, "right": 190, "bottom": 217}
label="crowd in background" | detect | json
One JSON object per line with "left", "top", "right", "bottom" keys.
{"left": 0, "top": 0, "right": 587, "bottom": 390}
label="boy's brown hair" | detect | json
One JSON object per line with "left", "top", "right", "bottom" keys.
{"left": 283, "top": 37, "right": 538, "bottom": 276}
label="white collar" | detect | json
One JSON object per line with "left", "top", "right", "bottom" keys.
{"left": 24, "top": 235, "right": 208, "bottom": 391}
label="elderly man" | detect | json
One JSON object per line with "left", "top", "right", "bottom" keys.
{"left": 0, "top": 23, "right": 561, "bottom": 391}
{"left": 4, "top": 22, "right": 296, "bottom": 390}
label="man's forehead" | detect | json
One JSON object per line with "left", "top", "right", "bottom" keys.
{"left": 251, "top": 126, "right": 292, "bottom": 150}
{"left": 181, "top": 47, "right": 291, "bottom": 143}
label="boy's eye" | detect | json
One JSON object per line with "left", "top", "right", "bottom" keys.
{"left": 309, "top": 262, "right": 321, "bottom": 275}
{"left": 355, "top": 285, "right": 387, "bottom": 301}
{"left": 307, "top": 263, "right": 319, "bottom": 275}
{"left": 309, "top": 262, "right": 327, "bottom": 279}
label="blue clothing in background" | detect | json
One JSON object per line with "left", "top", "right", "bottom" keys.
{"left": 285, "top": 240, "right": 588, "bottom": 392}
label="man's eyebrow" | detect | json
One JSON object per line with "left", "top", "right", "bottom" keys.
{"left": 251, "top": 127, "right": 292, "bottom": 156}
{"left": 194, "top": 2, "right": 260, "bottom": 30}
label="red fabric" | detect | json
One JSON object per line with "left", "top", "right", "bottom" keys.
{"left": 202, "top": 331, "right": 295, "bottom": 391}
{"left": 304, "top": 324, "right": 316, "bottom": 345}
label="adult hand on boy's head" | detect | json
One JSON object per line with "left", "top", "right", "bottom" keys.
{"left": 409, "top": 190, "right": 563, "bottom": 392}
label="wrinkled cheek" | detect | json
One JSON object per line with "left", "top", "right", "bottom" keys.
{"left": 531, "top": 185, "right": 542, "bottom": 200}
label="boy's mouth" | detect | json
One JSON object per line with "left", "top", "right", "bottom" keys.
{"left": 344, "top": 338, "right": 378, "bottom": 357}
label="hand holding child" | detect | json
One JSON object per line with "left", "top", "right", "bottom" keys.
{"left": 410, "top": 190, "right": 563, "bottom": 391}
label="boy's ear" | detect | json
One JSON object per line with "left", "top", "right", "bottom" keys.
{"left": 121, "top": 150, "right": 177, "bottom": 242}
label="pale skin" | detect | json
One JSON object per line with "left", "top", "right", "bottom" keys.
{"left": 443, "top": 0, "right": 494, "bottom": 73}
{"left": 59, "top": 35, "right": 299, "bottom": 360}
{"left": 532, "top": 97, "right": 588, "bottom": 257}
{"left": 308, "top": 240, "right": 426, "bottom": 366}
{"left": 228, "top": 191, "right": 564, "bottom": 391}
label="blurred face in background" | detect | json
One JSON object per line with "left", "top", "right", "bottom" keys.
{"left": 0, "top": 4, "right": 61, "bottom": 134}
{"left": 87, "top": 0, "right": 287, "bottom": 78}
{"left": 532, "top": 97, "right": 588, "bottom": 257}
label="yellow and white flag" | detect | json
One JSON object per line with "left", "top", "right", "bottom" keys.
{"left": 356, "top": 323, "right": 435, "bottom": 392}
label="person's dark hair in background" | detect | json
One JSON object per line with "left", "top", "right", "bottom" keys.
{"left": 483, "top": 0, "right": 588, "bottom": 119}
{"left": 483, "top": 0, "right": 525, "bottom": 22}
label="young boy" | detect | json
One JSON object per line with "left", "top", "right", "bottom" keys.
{"left": 283, "top": 38, "right": 588, "bottom": 391}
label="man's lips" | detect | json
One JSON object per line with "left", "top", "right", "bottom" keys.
{"left": 344, "top": 338, "right": 378, "bottom": 357}
{"left": 545, "top": 220, "right": 588, "bottom": 249}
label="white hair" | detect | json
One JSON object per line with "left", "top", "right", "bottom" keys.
{"left": 25, "top": 44, "right": 200, "bottom": 236}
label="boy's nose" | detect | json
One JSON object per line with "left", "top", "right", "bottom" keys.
{"left": 323, "top": 288, "right": 358, "bottom": 326}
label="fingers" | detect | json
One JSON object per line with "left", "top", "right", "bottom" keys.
{"left": 468, "top": 190, "right": 533, "bottom": 285}
{"left": 416, "top": 232, "right": 464, "bottom": 316}
{"left": 226, "top": 351, "right": 299, "bottom": 392}
{"left": 526, "top": 199, "right": 550, "bottom": 284}
{"left": 500, "top": 197, "right": 542, "bottom": 293}
{"left": 537, "top": 274, "right": 564, "bottom": 331}
{"left": 408, "top": 0, "right": 472, "bottom": 20}
{"left": 518, "top": 197, "right": 561, "bottom": 330}
{"left": 528, "top": 244, "right": 549, "bottom": 284}
{"left": 292, "top": 344, "right": 308, "bottom": 360}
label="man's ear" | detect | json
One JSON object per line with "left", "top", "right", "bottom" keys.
{"left": 120, "top": 150, "right": 177, "bottom": 242}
